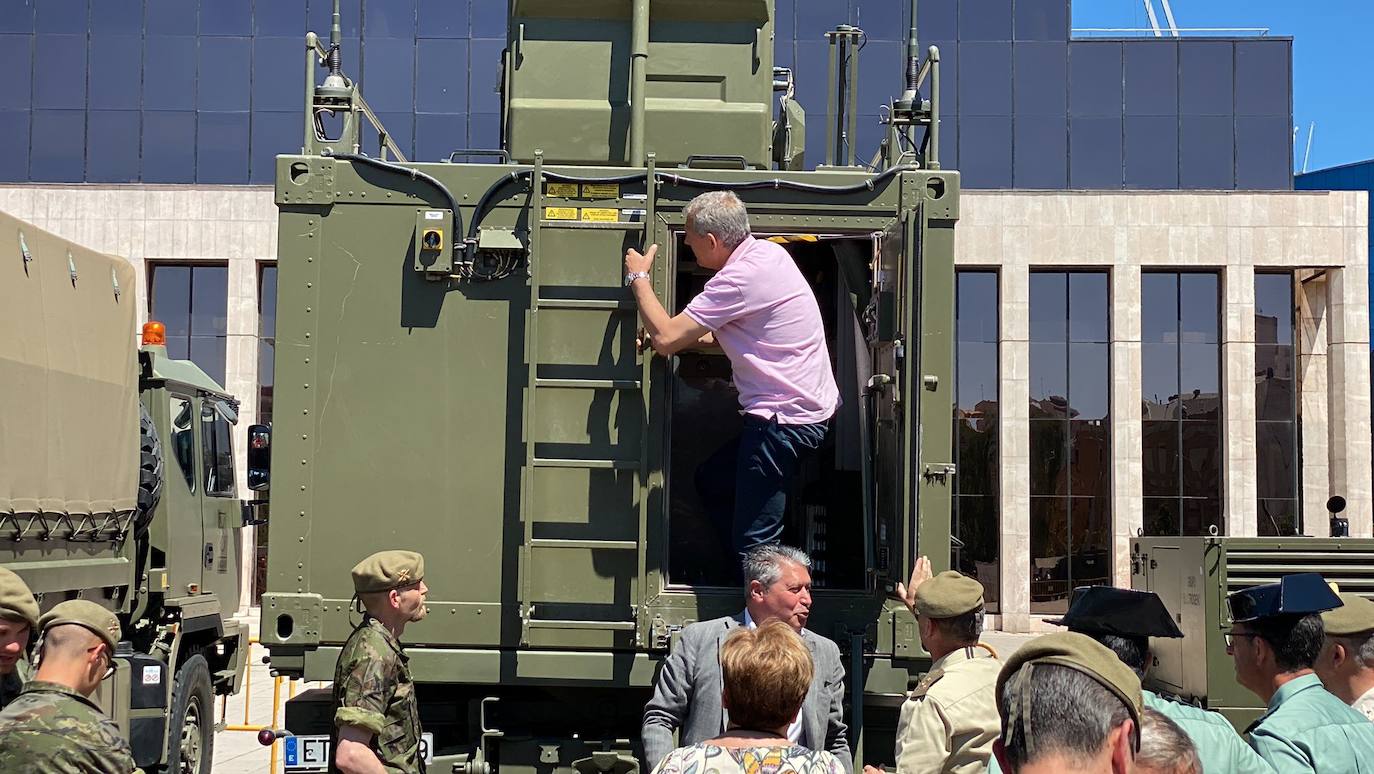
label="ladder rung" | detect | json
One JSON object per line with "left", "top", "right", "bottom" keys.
{"left": 527, "top": 619, "right": 636, "bottom": 631}
{"left": 529, "top": 538, "right": 639, "bottom": 551}
{"left": 535, "top": 378, "right": 642, "bottom": 390}
{"left": 533, "top": 457, "right": 638, "bottom": 470}
{"left": 539, "top": 220, "right": 646, "bottom": 231}
{"left": 535, "top": 298, "right": 636, "bottom": 311}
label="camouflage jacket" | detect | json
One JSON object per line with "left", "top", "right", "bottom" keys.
{"left": 0, "top": 658, "right": 30, "bottom": 709}
{"left": 0, "top": 680, "right": 137, "bottom": 773}
{"left": 330, "top": 616, "right": 424, "bottom": 773}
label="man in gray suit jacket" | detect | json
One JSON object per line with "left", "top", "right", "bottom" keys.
{"left": 642, "top": 545, "right": 852, "bottom": 773}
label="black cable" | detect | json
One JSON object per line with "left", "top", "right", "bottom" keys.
{"left": 325, "top": 152, "right": 466, "bottom": 253}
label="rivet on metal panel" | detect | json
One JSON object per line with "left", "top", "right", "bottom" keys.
{"left": 303, "top": 384, "right": 309, "bottom": 389}
{"left": 304, "top": 358, "right": 310, "bottom": 363}
{"left": 299, "top": 485, "right": 306, "bottom": 491}
{"left": 305, "top": 332, "right": 311, "bottom": 338}
{"left": 305, "top": 307, "right": 311, "bottom": 313}
{"left": 300, "top": 460, "right": 307, "bottom": 465}
{"left": 306, "top": 282, "right": 312, "bottom": 288}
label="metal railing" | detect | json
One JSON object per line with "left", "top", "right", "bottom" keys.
{"left": 217, "top": 637, "right": 309, "bottom": 773}
{"left": 1072, "top": 27, "right": 1271, "bottom": 37}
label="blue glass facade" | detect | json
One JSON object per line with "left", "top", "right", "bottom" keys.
{"left": 0, "top": 0, "right": 1292, "bottom": 189}
{"left": 1297, "top": 160, "right": 1374, "bottom": 344}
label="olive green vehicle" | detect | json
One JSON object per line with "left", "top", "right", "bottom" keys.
{"left": 0, "top": 211, "right": 251, "bottom": 773}
{"left": 257, "top": 1, "right": 957, "bottom": 771}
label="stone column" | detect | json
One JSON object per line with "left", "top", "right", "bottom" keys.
{"left": 1110, "top": 266, "right": 1142, "bottom": 587}
{"left": 1298, "top": 273, "right": 1331, "bottom": 529}
{"left": 999, "top": 263, "right": 1032, "bottom": 632}
{"left": 1327, "top": 263, "right": 1373, "bottom": 536}
{"left": 1222, "top": 265, "right": 1257, "bottom": 536}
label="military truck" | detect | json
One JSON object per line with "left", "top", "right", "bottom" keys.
{"left": 255, "top": 0, "right": 956, "bottom": 771}
{"left": 0, "top": 210, "right": 251, "bottom": 773}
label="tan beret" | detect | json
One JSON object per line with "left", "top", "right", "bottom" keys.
{"left": 915, "top": 571, "right": 985, "bottom": 618}
{"left": 1322, "top": 593, "right": 1374, "bottom": 637}
{"left": 39, "top": 600, "right": 121, "bottom": 652}
{"left": 997, "top": 632, "right": 1143, "bottom": 750}
{"left": 351, "top": 550, "right": 425, "bottom": 594}
{"left": 0, "top": 567, "right": 38, "bottom": 629}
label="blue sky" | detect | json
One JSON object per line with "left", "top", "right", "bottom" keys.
{"left": 1071, "top": 1, "right": 1374, "bottom": 172}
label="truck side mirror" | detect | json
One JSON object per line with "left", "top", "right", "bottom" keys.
{"left": 247, "top": 424, "right": 271, "bottom": 491}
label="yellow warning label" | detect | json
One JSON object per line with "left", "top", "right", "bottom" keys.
{"left": 545, "top": 182, "right": 579, "bottom": 197}
{"left": 580, "top": 208, "right": 620, "bottom": 222}
{"left": 544, "top": 207, "right": 579, "bottom": 220}
{"left": 582, "top": 183, "right": 620, "bottom": 199}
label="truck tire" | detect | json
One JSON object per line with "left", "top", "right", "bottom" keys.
{"left": 164, "top": 654, "right": 213, "bottom": 774}
{"left": 136, "top": 402, "right": 164, "bottom": 529}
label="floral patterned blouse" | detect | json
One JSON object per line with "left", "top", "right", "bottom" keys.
{"left": 651, "top": 744, "right": 845, "bottom": 774}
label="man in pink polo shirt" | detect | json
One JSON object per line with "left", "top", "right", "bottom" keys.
{"left": 624, "top": 190, "right": 839, "bottom": 563}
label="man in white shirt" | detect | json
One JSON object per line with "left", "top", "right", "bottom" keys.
{"left": 1316, "top": 591, "right": 1374, "bottom": 720}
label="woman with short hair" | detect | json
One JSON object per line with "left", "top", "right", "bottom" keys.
{"left": 650, "top": 621, "right": 844, "bottom": 774}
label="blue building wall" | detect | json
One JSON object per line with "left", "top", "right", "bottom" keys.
{"left": 1297, "top": 160, "right": 1374, "bottom": 336}
{"left": 0, "top": 0, "right": 1292, "bottom": 189}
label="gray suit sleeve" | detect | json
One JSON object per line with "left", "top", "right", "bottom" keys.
{"left": 822, "top": 642, "right": 853, "bottom": 774}
{"left": 642, "top": 629, "right": 699, "bottom": 772}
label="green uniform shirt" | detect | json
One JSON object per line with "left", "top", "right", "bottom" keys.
{"left": 0, "top": 680, "right": 136, "bottom": 774}
{"left": 0, "top": 659, "right": 31, "bottom": 709}
{"left": 1144, "top": 690, "right": 1275, "bottom": 774}
{"left": 1246, "top": 673, "right": 1374, "bottom": 773}
{"left": 330, "top": 616, "right": 425, "bottom": 773}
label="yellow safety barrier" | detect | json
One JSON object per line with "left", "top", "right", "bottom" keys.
{"left": 217, "top": 637, "right": 306, "bottom": 773}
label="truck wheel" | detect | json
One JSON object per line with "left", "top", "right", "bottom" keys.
{"left": 136, "top": 402, "right": 164, "bottom": 529}
{"left": 165, "top": 654, "right": 213, "bottom": 774}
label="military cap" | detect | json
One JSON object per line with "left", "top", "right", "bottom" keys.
{"left": 1228, "top": 572, "right": 1342, "bottom": 623}
{"left": 0, "top": 567, "right": 38, "bottom": 629}
{"left": 1322, "top": 593, "right": 1374, "bottom": 637}
{"left": 351, "top": 550, "right": 425, "bottom": 594}
{"left": 914, "top": 571, "right": 985, "bottom": 618}
{"left": 1047, "top": 586, "right": 1183, "bottom": 639}
{"left": 997, "top": 632, "right": 1143, "bottom": 753}
{"left": 38, "top": 600, "right": 121, "bottom": 652}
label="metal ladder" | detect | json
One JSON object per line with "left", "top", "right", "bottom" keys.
{"left": 517, "top": 152, "right": 658, "bottom": 646}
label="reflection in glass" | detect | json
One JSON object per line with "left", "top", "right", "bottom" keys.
{"left": 1142, "top": 420, "right": 1180, "bottom": 497}
{"left": 1030, "top": 420, "right": 1069, "bottom": 496}
{"left": 1255, "top": 345, "right": 1295, "bottom": 421}
{"left": 1029, "top": 342, "right": 1069, "bottom": 410}
{"left": 1181, "top": 421, "right": 1221, "bottom": 498}
{"left": 953, "top": 495, "right": 1000, "bottom": 606}
{"left": 957, "top": 341, "right": 999, "bottom": 414}
{"left": 1030, "top": 497, "right": 1070, "bottom": 613}
{"left": 1141, "top": 272, "right": 1177, "bottom": 343}
{"left": 258, "top": 265, "right": 277, "bottom": 425}
{"left": 149, "top": 263, "right": 229, "bottom": 388}
{"left": 1070, "top": 421, "right": 1111, "bottom": 501}
{"left": 1179, "top": 273, "right": 1219, "bottom": 344}
{"left": 953, "top": 271, "right": 1000, "bottom": 612}
{"left": 192, "top": 265, "right": 230, "bottom": 336}
{"left": 1069, "top": 343, "right": 1110, "bottom": 420}
{"left": 1181, "top": 498, "right": 1222, "bottom": 536}
{"left": 1029, "top": 273, "right": 1067, "bottom": 343}
{"left": 1069, "top": 272, "right": 1109, "bottom": 343}
{"left": 1143, "top": 497, "right": 1180, "bottom": 536}
{"left": 1254, "top": 272, "right": 1300, "bottom": 531}
{"left": 1254, "top": 273, "right": 1293, "bottom": 345}
{"left": 1256, "top": 422, "right": 1296, "bottom": 499}
{"left": 958, "top": 272, "right": 1000, "bottom": 343}
{"left": 1141, "top": 343, "right": 1180, "bottom": 415}
{"left": 150, "top": 265, "right": 192, "bottom": 336}
{"left": 1258, "top": 498, "right": 1300, "bottom": 537}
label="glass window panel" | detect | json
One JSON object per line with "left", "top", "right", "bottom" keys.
{"left": 854, "top": 0, "right": 909, "bottom": 42}
{"left": 1181, "top": 421, "right": 1222, "bottom": 498}
{"left": 0, "top": 43, "right": 31, "bottom": 112}
{"left": 1030, "top": 273, "right": 1067, "bottom": 343}
{"left": 953, "top": 495, "right": 1000, "bottom": 610}
{"left": 1030, "top": 497, "right": 1071, "bottom": 613}
{"left": 1179, "top": 345, "right": 1220, "bottom": 419}
{"left": 29, "top": 109, "right": 85, "bottom": 183}
{"left": 960, "top": 115, "right": 1013, "bottom": 189}
{"left": 1029, "top": 342, "right": 1068, "bottom": 413}
{"left": 364, "top": 0, "right": 415, "bottom": 38}
{"left": 416, "top": 39, "right": 469, "bottom": 114}
{"left": 415, "top": 112, "right": 467, "bottom": 163}
{"left": 250, "top": 111, "right": 302, "bottom": 184}
{"left": 197, "top": 37, "right": 251, "bottom": 111}
{"left": 957, "top": 271, "right": 999, "bottom": 343}
{"left": 91, "top": 0, "right": 142, "bottom": 34}
{"left": 1070, "top": 420, "right": 1111, "bottom": 500}
{"left": 1254, "top": 274, "right": 1293, "bottom": 344}
{"left": 89, "top": 35, "right": 142, "bottom": 111}
{"left": 144, "top": 37, "right": 197, "bottom": 111}
{"left": 957, "top": 341, "right": 999, "bottom": 414}
{"left": 189, "top": 336, "right": 227, "bottom": 385}
{"left": 1030, "top": 420, "right": 1069, "bottom": 496}
{"left": 253, "top": 38, "right": 305, "bottom": 113}
{"left": 191, "top": 266, "right": 229, "bottom": 336}
{"left": 197, "top": 111, "right": 251, "bottom": 185}
{"left": 1256, "top": 345, "right": 1296, "bottom": 421}
{"left": 857, "top": 42, "right": 904, "bottom": 121}
{"left": 150, "top": 265, "right": 192, "bottom": 336}
{"left": 1179, "top": 115, "right": 1234, "bottom": 190}
{"left": 87, "top": 111, "right": 141, "bottom": 183}
{"left": 1014, "top": 43, "right": 1068, "bottom": 116}
{"left": 1125, "top": 115, "right": 1180, "bottom": 190}
{"left": 1236, "top": 41, "right": 1290, "bottom": 117}
{"left": 1068, "top": 116, "right": 1124, "bottom": 189}
{"left": 1142, "top": 273, "right": 1178, "bottom": 343}
{"left": 1181, "top": 498, "right": 1222, "bottom": 537}
{"left": 256, "top": 0, "right": 307, "bottom": 36}
{"left": 143, "top": 110, "right": 196, "bottom": 183}
{"left": 1068, "top": 342, "right": 1109, "bottom": 421}
{"left": 1144, "top": 497, "right": 1181, "bottom": 536}
{"left": 1069, "top": 272, "right": 1109, "bottom": 343}
{"left": 1069, "top": 41, "right": 1123, "bottom": 117}
{"left": 959, "top": 0, "right": 1012, "bottom": 41}
{"left": 1142, "top": 342, "right": 1179, "bottom": 416}
{"left": 957, "top": 416, "right": 999, "bottom": 496}
{"left": 361, "top": 37, "right": 415, "bottom": 114}
{"left": 1179, "top": 42, "right": 1234, "bottom": 117}
{"left": 1142, "top": 420, "right": 1179, "bottom": 497}
{"left": 1236, "top": 115, "right": 1294, "bottom": 191}
{"left": 147, "top": 0, "right": 197, "bottom": 35}
{"left": 200, "top": 0, "right": 252, "bottom": 36}
{"left": 1179, "top": 274, "right": 1219, "bottom": 343}
{"left": 918, "top": 1, "right": 958, "bottom": 44}
{"left": 1124, "top": 42, "right": 1178, "bottom": 116}
{"left": 259, "top": 265, "right": 278, "bottom": 424}
{"left": 1256, "top": 422, "right": 1298, "bottom": 499}
{"left": 1258, "top": 499, "right": 1300, "bottom": 537}
{"left": 469, "top": 38, "right": 506, "bottom": 115}
{"left": 169, "top": 396, "right": 196, "bottom": 491}
{"left": 1014, "top": 1, "right": 1067, "bottom": 42}
{"left": 1013, "top": 114, "right": 1068, "bottom": 190}
{"left": 33, "top": 34, "right": 86, "bottom": 110}
{"left": 1070, "top": 497, "right": 1111, "bottom": 589}
{"left": 164, "top": 336, "right": 190, "bottom": 361}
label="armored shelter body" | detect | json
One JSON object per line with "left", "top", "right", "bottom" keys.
{"left": 260, "top": 1, "right": 959, "bottom": 770}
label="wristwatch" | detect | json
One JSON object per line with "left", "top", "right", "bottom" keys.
{"left": 624, "top": 271, "right": 650, "bottom": 287}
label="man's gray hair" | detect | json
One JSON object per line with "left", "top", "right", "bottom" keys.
{"left": 1333, "top": 632, "right": 1374, "bottom": 668}
{"left": 1138, "top": 708, "right": 1201, "bottom": 774}
{"left": 742, "top": 544, "right": 812, "bottom": 588}
{"left": 998, "top": 663, "right": 1136, "bottom": 771}
{"left": 684, "top": 191, "right": 751, "bottom": 250}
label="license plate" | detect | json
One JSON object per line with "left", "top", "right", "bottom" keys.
{"left": 283, "top": 732, "right": 435, "bottom": 771}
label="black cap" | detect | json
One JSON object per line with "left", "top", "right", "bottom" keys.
{"left": 1046, "top": 586, "right": 1184, "bottom": 639}
{"left": 1228, "top": 573, "right": 1342, "bottom": 623}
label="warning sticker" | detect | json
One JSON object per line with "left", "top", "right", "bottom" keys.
{"left": 580, "top": 208, "right": 620, "bottom": 222}
{"left": 544, "top": 207, "right": 579, "bottom": 220}
{"left": 582, "top": 183, "right": 620, "bottom": 199}
{"left": 546, "top": 183, "right": 579, "bottom": 198}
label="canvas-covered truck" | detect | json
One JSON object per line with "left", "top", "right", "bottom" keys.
{"left": 254, "top": 0, "right": 959, "bottom": 771}
{"left": 0, "top": 210, "right": 251, "bottom": 773}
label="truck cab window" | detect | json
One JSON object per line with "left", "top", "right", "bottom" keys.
{"left": 170, "top": 397, "right": 196, "bottom": 492}
{"left": 201, "top": 403, "right": 236, "bottom": 496}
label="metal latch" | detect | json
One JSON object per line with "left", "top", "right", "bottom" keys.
{"left": 922, "top": 463, "right": 956, "bottom": 484}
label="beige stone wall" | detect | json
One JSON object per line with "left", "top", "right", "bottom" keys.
{"left": 957, "top": 190, "right": 1371, "bottom": 630}
{"left": 1, "top": 184, "right": 1368, "bottom": 628}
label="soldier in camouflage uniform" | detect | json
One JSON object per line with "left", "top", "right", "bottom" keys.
{"left": 0, "top": 599, "right": 138, "bottom": 773}
{"left": 0, "top": 567, "right": 38, "bottom": 709}
{"left": 332, "top": 549, "right": 429, "bottom": 774}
